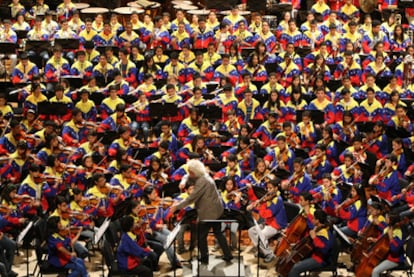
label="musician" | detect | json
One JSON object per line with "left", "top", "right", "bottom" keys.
{"left": 358, "top": 87, "right": 384, "bottom": 122}
{"left": 334, "top": 51, "right": 362, "bottom": 87}
{"left": 70, "top": 51, "right": 93, "bottom": 80}
{"left": 214, "top": 153, "right": 243, "bottom": 185}
{"left": 0, "top": 119, "right": 23, "bottom": 155}
{"left": 339, "top": 0, "right": 360, "bottom": 22}
{"left": 44, "top": 45, "right": 70, "bottom": 84}
{"left": 390, "top": 25, "right": 411, "bottom": 52}
{"left": 310, "top": 0, "right": 331, "bottom": 20}
{"left": 11, "top": 53, "right": 39, "bottom": 84}
{"left": 337, "top": 184, "right": 367, "bottom": 237}
{"left": 305, "top": 144, "right": 333, "bottom": 183}
{"left": 246, "top": 178, "right": 286, "bottom": 262}
{"left": 370, "top": 212, "right": 405, "bottom": 277}
{"left": 29, "top": 0, "right": 49, "bottom": 17}
{"left": 335, "top": 89, "right": 360, "bottom": 123}
{"left": 235, "top": 73, "right": 259, "bottom": 101}
{"left": 0, "top": 95, "right": 13, "bottom": 121}
{"left": 49, "top": 84, "right": 74, "bottom": 124}
{"left": 17, "top": 164, "right": 54, "bottom": 217}
{"left": 333, "top": 111, "right": 359, "bottom": 145}
{"left": 279, "top": 20, "right": 302, "bottom": 51}
{"left": 85, "top": 173, "right": 117, "bottom": 221}
{"left": 239, "top": 158, "right": 268, "bottom": 189}
{"left": 61, "top": 108, "right": 86, "bottom": 147}
{"left": 340, "top": 135, "right": 368, "bottom": 163}
{"left": 242, "top": 54, "right": 268, "bottom": 83}
{"left": 237, "top": 89, "right": 263, "bottom": 124}
{"left": 170, "top": 22, "right": 190, "bottom": 51}
{"left": 301, "top": 20, "right": 324, "bottom": 50}
{"left": 83, "top": 41, "right": 100, "bottom": 64}
{"left": 276, "top": 53, "right": 301, "bottom": 88}
{"left": 362, "top": 20, "right": 390, "bottom": 54}
{"left": 100, "top": 85, "right": 125, "bottom": 120}
{"left": 387, "top": 104, "right": 413, "bottom": 134}
{"left": 366, "top": 121, "right": 389, "bottom": 159}
{"left": 282, "top": 158, "right": 311, "bottom": 203}
{"left": 332, "top": 153, "right": 362, "bottom": 185}
{"left": 68, "top": 11, "right": 85, "bottom": 34}
{"left": 210, "top": 53, "right": 237, "bottom": 84}
{"left": 295, "top": 111, "right": 317, "bottom": 150}
{"left": 383, "top": 77, "right": 403, "bottom": 98}
{"left": 151, "top": 16, "right": 171, "bottom": 50}
{"left": 138, "top": 55, "right": 163, "bottom": 83}
{"left": 108, "top": 126, "right": 134, "bottom": 157}
{"left": 287, "top": 209, "right": 334, "bottom": 277}
{"left": 95, "top": 21, "right": 118, "bottom": 47}
{"left": 78, "top": 18, "right": 98, "bottom": 45}
{"left": 93, "top": 55, "right": 115, "bottom": 87}
{"left": 391, "top": 137, "right": 408, "bottom": 175}
{"left": 264, "top": 135, "right": 295, "bottom": 172}
{"left": 73, "top": 89, "right": 97, "bottom": 122}
{"left": 363, "top": 54, "right": 393, "bottom": 88}
{"left": 0, "top": 140, "right": 32, "bottom": 183}
{"left": 141, "top": 186, "right": 182, "bottom": 269}
{"left": 46, "top": 216, "right": 88, "bottom": 277}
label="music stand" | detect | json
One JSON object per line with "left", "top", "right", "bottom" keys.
{"left": 149, "top": 102, "right": 178, "bottom": 119}
{"left": 295, "top": 47, "right": 312, "bottom": 58}
{"left": 327, "top": 79, "right": 342, "bottom": 92}
{"left": 154, "top": 79, "right": 167, "bottom": 90}
{"left": 90, "top": 92, "right": 106, "bottom": 106}
{"left": 17, "top": 221, "right": 34, "bottom": 277}
{"left": 55, "top": 38, "right": 80, "bottom": 50}
{"left": 38, "top": 102, "right": 68, "bottom": 116}
{"left": 375, "top": 76, "right": 392, "bottom": 90}
{"left": 161, "top": 181, "right": 180, "bottom": 198}
{"left": 196, "top": 105, "right": 221, "bottom": 121}
{"left": 253, "top": 94, "right": 268, "bottom": 106}
{"left": 94, "top": 217, "right": 111, "bottom": 277}
{"left": 206, "top": 82, "right": 219, "bottom": 93}
{"left": 296, "top": 110, "right": 325, "bottom": 125}
{"left": 164, "top": 221, "right": 182, "bottom": 277}
{"left": 16, "top": 30, "right": 28, "bottom": 40}
{"left": 333, "top": 224, "right": 352, "bottom": 245}
{"left": 25, "top": 40, "right": 51, "bottom": 53}
{"left": 100, "top": 130, "right": 118, "bottom": 145}
{"left": 63, "top": 76, "right": 83, "bottom": 89}
{"left": 265, "top": 63, "right": 278, "bottom": 74}
{"left": 96, "top": 45, "right": 119, "bottom": 56}
{"left": 120, "top": 94, "right": 137, "bottom": 104}
{"left": 241, "top": 48, "right": 255, "bottom": 60}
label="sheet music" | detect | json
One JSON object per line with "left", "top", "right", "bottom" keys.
{"left": 164, "top": 222, "right": 181, "bottom": 250}
{"left": 253, "top": 218, "right": 268, "bottom": 249}
{"left": 94, "top": 217, "right": 111, "bottom": 244}
{"left": 333, "top": 224, "right": 351, "bottom": 245}
{"left": 17, "top": 221, "right": 33, "bottom": 246}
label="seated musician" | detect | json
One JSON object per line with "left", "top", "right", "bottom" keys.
{"left": 93, "top": 55, "right": 115, "bottom": 87}
{"left": 336, "top": 184, "right": 367, "bottom": 238}
{"left": 332, "top": 153, "right": 362, "bottom": 185}
{"left": 0, "top": 184, "right": 28, "bottom": 237}
{"left": 215, "top": 84, "right": 238, "bottom": 122}
{"left": 171, "top": 22, "right": 190, "bottom": 51}
{"left": 294, "top": 112, "right": 317, "bottom": 151}
{"left": 281, "top": 158, "right": 311, "bottom": 204}
{"left": 18, "top": 164, "right": 55, "bottom": 217}
{"left": 24, "top": 83, "right": 48, "bottom": 115}
{"left": 304, "top": 144, "right": 333, "bottom": 183}
{"left": 110, "top": 13, "right": 123, "bottom": 35}
{"left": 50, "top": 196, "right": 89, "bottom": 259}
{"left": 370, "top": 154, "right": 401, "bottom": 205}
{"left": 0, "top": 119, "right": 23, "bottom": 155}
{"left": 49, "top": 84, "right": 74, "bottom": 124}
{"left": 316, "top": 126, "right": 339, "bottom": 167}
{"left": 264, "top": 135, "right": 295, "bottom": 172}
{"left": 70, "top": 51, "right": 93, "bottom": 80}
{"left": 370, "top": 212, "right": 405, "bottom": 277}
{"left": 387, "top": 105, "right": 413, "bottom": 134}
{"left": 287, "top": 209, "right": 334, "bottom": 277}
{"left": 184, "top": 119, "right": 220, "bottom": 148}
{"left": 100, "top": 103, "right": 131, "bottom": 133}
{"left": 75, "top": 89, "right": 97, "bottom": 122}
{"left": 140, "top": 186, "right": 182, "bottom": 270}
{"left": 361, "top": 20, "right": 390, "bottom": 54}
{"left": 44, "top": 45, "right": 70, "bottom": 85}
{"left": 213, "top": 54, "right": 238, "bottom": 86}
{"left": 246, "top": 178, "right": 287, "bottom": 263}
{"left": 46, "top": 216, "right": 88, "bottom": 277}
{"left": 240, "top": 158, "right": 268, "bottom": 189}
{"left": 237, "top": 89, "right": 263, "bottom": 124}
{"left": 301, "top": 20, "right": 324, "bottom": 50}
{"left": 61, "top": 108, "right": 87, "bottom": 147}
{"left": 69, "top": 188, "right": 96, "bottom": 235}
{"left": 311, "top": 174, "right": 342, "bottom": 217}
{"left": 108, "top": 149, "right": 128, "bottom": 175}
{"left": 177, "top": 108, "right": 201, "bottom": 142}
{"left": 232, "top": 21, "right": 257, "bottom": 49}
{"left": 100, "top": 86, "right": 125, "bottom": 120}
{"left": 96, "top": 21, "right": 118, "bottom": 46}
{"left": 11, "top": 52, "right": 39, "bottom": 84}
{"left": 68, "top": 11, "right": 85, "bottom": 33}
{"left": 334, "top": 88, "right": 360, "bottom": 123}
{"left": 235, "top": 73, "right": 259, "bottom": 101}
{"left": 105, "top": 70, "right": 129, "bottom": 96}
{"left": 116, "top": 215, "right": 154, "bottom": 277}
{"left": 276, "top": 53, "right": 301, "bottom": 87}
{"left": 215, "top": 154, "right": 243, "bottom": 185}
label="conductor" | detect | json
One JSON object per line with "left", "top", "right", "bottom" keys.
{"left": 171, "top": 159, "right": 234, "bottom": 264}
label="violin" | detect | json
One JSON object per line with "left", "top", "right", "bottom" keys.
{"left": 75, "top": 120, "right": 100, "bottom": 129}
{"left": 59, "top": 225, "right": 83, "bottom": 237}
{"left": 116, "top": 115, "right": 130, "bottom": 127}
{"left": 62, "top": 210, "right": 90, "bottom": 221}
{"left": 12, "top": 195, "right": 33, "bottom": 204}
{"left": 137, "top": 205, "right": 158, "bottom": 217}
{"left": 34, "top": 174, "right": 62, "bottom": 184}
{"left": 336, "top": 195, "right": 359, "bottom": 215}
{"left": 0, "top": 205, "right": 13, "bottom": 214}
{"left": 151, "top": 197, "right": 174, "bottom": 209}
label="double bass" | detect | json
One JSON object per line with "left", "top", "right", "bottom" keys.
{"left": 351, "top": 221, "right": 381, "bottom": 264}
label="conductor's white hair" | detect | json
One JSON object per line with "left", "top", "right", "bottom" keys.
{"left": 187, "top": 159, "right": 206, "bottom": 178}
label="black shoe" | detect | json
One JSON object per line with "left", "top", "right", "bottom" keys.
{"left": 177, "top": 248, "right": 186, "bottom": 254}
{"left": 171, "top": 262, "right": 182, "bottom": 270}
{"left": 7, "top": 271, "right": 18, "bottom": 277}
{"left": 216, "top": 255, "right": 234, "bottom": 262}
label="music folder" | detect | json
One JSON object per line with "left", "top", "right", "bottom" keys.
{"left": 196, "top": 105, "right": 221, "bottom": 120}
{"left": 55, "top": 38, "right": 80, "bottom": 50}
{"left": 15, "top": 30, "right": 28, "bottom": 40}
{"left": 0, "top": 42, "right": 17, "bottom": 54}
{"left": 149, "top": 102, "right": 178, "bottom": 118}
{"left": 25, "top": 40, "right": 51, "bottom": 52}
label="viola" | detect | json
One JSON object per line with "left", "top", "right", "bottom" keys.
{"left": 137, "top": 205, "right": 157, "bottom": 217}
{"left": 12, "top": 195, "right": 33, "bottom": 204}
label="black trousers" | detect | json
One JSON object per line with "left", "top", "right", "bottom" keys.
{"left": 198, "top": 221, "right": 232, "bottom": 264}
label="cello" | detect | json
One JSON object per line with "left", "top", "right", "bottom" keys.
{"left": 276, "top": 225, "right": 325, "bottom": 277}
{"left": 274, "top": 212, "right": 308, "bottom": 257}
{"left": 354, "top": 233, "right": 390, "bottom": 277}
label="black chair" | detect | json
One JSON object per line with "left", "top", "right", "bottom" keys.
{"left": 34, "top": 245, "right": 69, "bottom": 277}
{"left": 385, "top": 236, "right": 414, "bottom": 277}
{"left": 305, "top": 236, "right": 340, "bottom": 277}
{"left": 102, "top": 240, "right": 138, "bottom": 277}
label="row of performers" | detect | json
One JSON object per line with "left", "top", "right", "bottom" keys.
{"left": 4, "top": 73, "right": 414, "bottom": 143}
{"left": 0, "top": 102, "right": 413, "bottom": 186}
{"left": 9, "top": 39, "right": 414, "bottom": 91}
{"left": 1, "top": 161, "right": 411, "bottom": 277}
